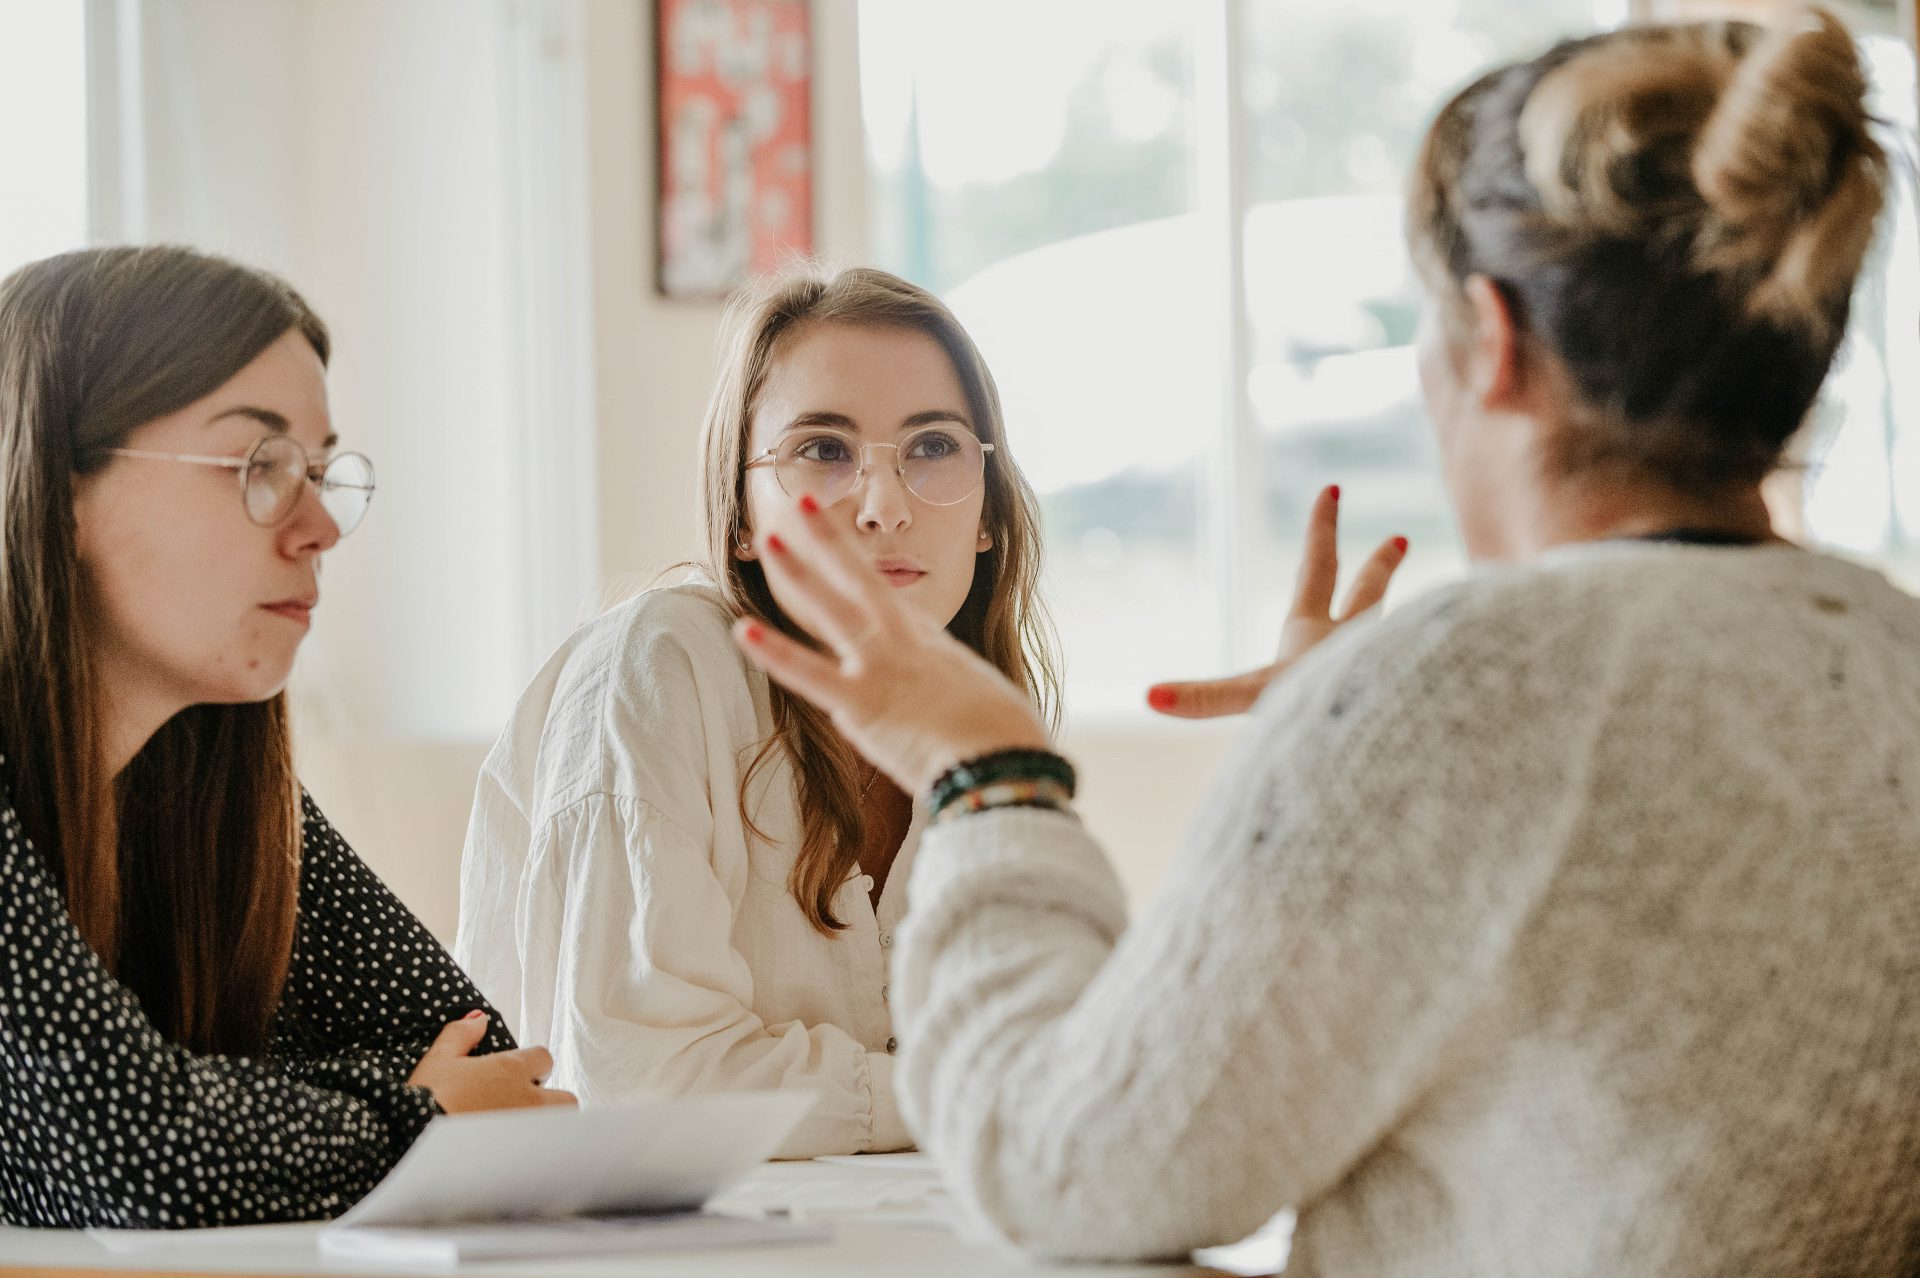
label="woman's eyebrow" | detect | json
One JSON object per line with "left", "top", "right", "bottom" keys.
{"left": 782, "top": 410, "right": 858, "bottom": 431}
{"left": 208, "top": 405, "right": 338, "bottom": 449}
{"left": 209, "top": 405, "right": 289, "bottom": 431}
{"left": 779, "top": 409, "right": 974, "bottom": 434}
{"left": 901, "top": 409, "right": 973, "bottom": 430}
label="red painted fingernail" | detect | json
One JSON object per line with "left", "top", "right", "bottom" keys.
{"left": 766, "top": 533, "right": 786, "bottom": 554}
{"left": 743, "top": 622, "right": 765, "bottom": 643}
{"left": 1147, "top": 686, "right": 1178, "bottom": 711}
{"left": 1392, "top": 535, "right": 1409, "bottom": 553}
{"left": 1328, "top": 485, "right": 1340, "bottom": 502}
{"left": 464, "top": 1010, "right": 486, "bottom": 1021}
{"left": 798, "top": 495, "right": 819, "bottom": 515}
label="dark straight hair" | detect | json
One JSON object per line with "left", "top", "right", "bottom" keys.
{"left": 0, "top": 245, "right": 328, "bottom": 1054}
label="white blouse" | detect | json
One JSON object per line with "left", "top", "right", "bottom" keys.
{"left": 455, "top": 581, "right": 916, "bottom": 1157}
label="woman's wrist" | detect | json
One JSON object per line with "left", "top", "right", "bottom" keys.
{"left": 928, "top": 747, "right": 1077, "bottom": 823}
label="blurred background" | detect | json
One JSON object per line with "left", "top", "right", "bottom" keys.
{"left": 2, "top": 0, "right": 1914, "bottom": 936}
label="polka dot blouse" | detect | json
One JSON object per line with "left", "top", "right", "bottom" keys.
{"left": 0, "top": 766, "right": 516, "bottom": 1229}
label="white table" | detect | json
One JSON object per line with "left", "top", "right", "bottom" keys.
{"left": 0, "top": 1161, "right": 1266, "bottom": 1278}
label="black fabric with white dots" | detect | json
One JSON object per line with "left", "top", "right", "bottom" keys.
{"left": 0, "top": 759, "right": 515, "bottom": 1228}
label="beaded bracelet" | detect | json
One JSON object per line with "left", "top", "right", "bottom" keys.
{"left": 932, "top": 777, "right": 1076, "bottom": 825}
{"left": 928, "top": 748, "right": 1077, "bottom": 821}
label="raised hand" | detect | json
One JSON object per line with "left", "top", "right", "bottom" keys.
{"left": 733, "top": 495, "right": 1049, "bottom": 796}
{"left": 1146, "top": 485, "right": 1407, "bottom": 718}
{"left": 408, "top": 1012, "right": 577, "bottom": 1113}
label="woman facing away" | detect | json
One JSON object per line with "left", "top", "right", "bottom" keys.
{"left": 0, "top": 245, "right": 571, "bottom": 1230}
{"left": 732, "top": 9, "right": 1920, "bottom": 1274}
{"left": 456, "top": 265, "right": 1057, "bottom": 1157}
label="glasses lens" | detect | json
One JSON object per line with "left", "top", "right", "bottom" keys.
{"left": 243, "top": 436, "right": 306, "bottom": 526}
{"left": 320, "top": 452, "right": 376, "bottom": 536}
{"left": 772, "top": 432, "right": 859, "bottom": 507}
{"left": 900, "top": 428, "right": 985, "bottom": 505}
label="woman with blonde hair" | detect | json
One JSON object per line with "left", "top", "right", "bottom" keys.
{"left": 733, "top": 8, "right": 1920, "bottom": 1272}
{"left": 457, "top": 265, "right": 1057, "bottom": 1156}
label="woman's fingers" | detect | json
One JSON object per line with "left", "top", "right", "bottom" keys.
{"left": 1145, "top": 667, "right": 1276, "bottom": 719}
{"left": 540, "top": 1088, "right": 580, "bottom": 1107}
{"left": 755, "top": 528, "right": 875, "bottom": 657}
{"left": 1338, "top": 535, "right": 1409, "bottom": 621}
{"left": 733, "top": 617, "right": 854, "bottom": 709}
{"left": 1149, "top": 490, "right": 1407, "bottom": 717}
{"left": 510, "top": 1045, "right": 554, "bottom": 1083}
{"left": 1289, "top": 485, "right": 1342, "bottom": 620}
{"left": 423, "top": 1010, "right": 490, "bottom": 1060}
{"left": 774, "top": 494, "right": 905, "bottom": 649}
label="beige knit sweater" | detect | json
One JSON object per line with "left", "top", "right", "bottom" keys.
{"left": 894, "top": 542, "right": 1920, "bottom": 1276}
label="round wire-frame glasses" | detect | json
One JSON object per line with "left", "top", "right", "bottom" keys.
{"left": 744, "top": 424, "right": 995, "bottom": 509}
{"left": 101, "top": 434, "right": 377, "bottom": 535}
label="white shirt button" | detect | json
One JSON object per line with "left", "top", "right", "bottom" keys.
{"left": 881, "top": 984, "right": 890, "bottom": 1002}
{"left": 879, "top": 931, "right": 893, "bottom": 948}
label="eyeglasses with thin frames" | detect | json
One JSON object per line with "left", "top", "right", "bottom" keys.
{"left": 100, "top": 434, "right": 377, "bottom": 536}
{"left": 744, "top": 424, "right": 995, "bottom": 509}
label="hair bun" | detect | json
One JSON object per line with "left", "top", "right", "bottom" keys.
{"left": 1691, "top": 6, "right": 1884, "bottom": 334}
{"left": 1517, "top": 29, "right": 1732, "bottom": 236}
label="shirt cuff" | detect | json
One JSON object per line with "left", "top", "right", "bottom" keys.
{"left": 864, "top": 1049, "right": 916, "bottom": 1151}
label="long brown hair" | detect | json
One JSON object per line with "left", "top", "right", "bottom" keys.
{"left": 0, "top": 245, "right": 325, "bottom": 1054}
{"left": 1407, "top": 6, "right": 1885, "bottom": 488}
{"left": 697, "top": 264, "right": 1059, "bottom": 933}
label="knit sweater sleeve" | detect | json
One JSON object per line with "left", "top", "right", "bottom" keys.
{"left": 893, "top": 588, "right": 1614, "bottom": 1261}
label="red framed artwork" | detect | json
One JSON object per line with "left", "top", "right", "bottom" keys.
{"left": 655, "top": 0, "right": 814, "bottom": 299}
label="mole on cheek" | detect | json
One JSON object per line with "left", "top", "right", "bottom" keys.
{"left": 246, "top": 659, "right": 260, "bottom": 671}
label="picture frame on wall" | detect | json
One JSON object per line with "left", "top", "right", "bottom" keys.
{"left": 655, "top": 0, "right": 814, "bottom": 299}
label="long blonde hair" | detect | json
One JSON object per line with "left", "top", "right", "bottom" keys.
{"left": 697, "top": 264, "right": 1059, "bottom": 933}
{"left": 1407, "top": 6, "right": 1886, "bottom": 488}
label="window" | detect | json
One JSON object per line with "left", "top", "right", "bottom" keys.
{"left": 0, "top": 3, "right": 88, "bottom": 279}
{"left": 862, "top": 1, "right": 1214, "bottom": 713}
{"left": 1800, "top": 24, "right": 1920, "bottom": 589}
{"left": 861, "top": 0, "right": 1618, "bottom": 716}
{"left": 861, "top": 1, "right": 1919, "bottom": 717}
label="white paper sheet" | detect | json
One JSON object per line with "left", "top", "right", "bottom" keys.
{"left": 334, "top": 1090, "right": 815, "bottom": 1228}
{"left": 710, "top": 1153, "right": 956, "bottom": 1231}
{"left": 87, "top": 1095, "right": 825, "bottom": 1265}
{"left": 88, "top": 1221, "right": 325, "bottom": 1255}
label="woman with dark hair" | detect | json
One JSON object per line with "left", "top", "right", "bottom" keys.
{"left": 731, "top": 8, "right": 1920, "bottom": 1273}
{"left": 0, "top": 245, "right": 570, "bottom": 1230}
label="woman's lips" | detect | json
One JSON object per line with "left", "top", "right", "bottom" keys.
{"left": 879, "top": 568, "right": 926, "bottom": 587}
{"left": 262, "top": 602, "right": 313, "bottom": 626}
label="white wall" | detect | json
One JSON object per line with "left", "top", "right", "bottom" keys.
{"left": 584, "top": 0, "right": 871, "bottom": 584}
{"left": 99, "top": 0, "right": 587, "bottom": 934}
{"left": 124, "top": 0, "right": 531, "bottom": 742}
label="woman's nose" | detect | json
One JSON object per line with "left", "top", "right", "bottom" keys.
{"left": 853, "top": 447, "right": 914, "bottom": 531}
